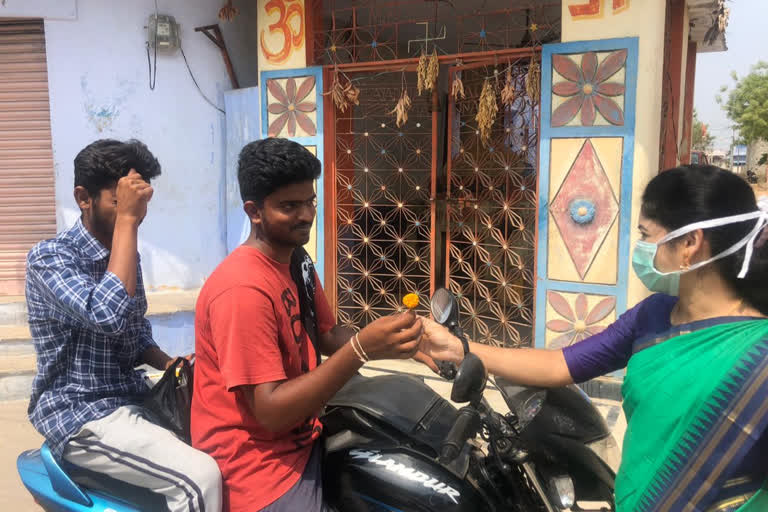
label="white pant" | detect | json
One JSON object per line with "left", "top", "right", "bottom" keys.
{"left": 63, "top": 405, "right": 222, "bottom": 512}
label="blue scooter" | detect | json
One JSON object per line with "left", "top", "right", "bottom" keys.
{"left": 18, "top": 368, "right": 171, "bottom": 511}
{"left": 18, "top": 442, "right": 167, "bottom": 511}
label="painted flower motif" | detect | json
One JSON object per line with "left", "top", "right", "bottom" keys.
{"left": 551, "top": 50, "right": 626, "bottom": 127}
{"left": 267, "top": 76, "right": 317, "bottom": 137}
{"left": 569, "top": 199, "right": 596, "bottom": 225}
{"left": 546, "top": 292, "right": 616, "bottom": 349}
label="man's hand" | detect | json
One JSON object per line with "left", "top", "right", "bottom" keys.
{"left": 164, "top": 353, "right": 195, "bottom": 370}
{"left": 419, "top": 316, "right": 464, "bottom": 364}
{"left": 356, "top": 311, "right": 423, "bottom": 361}
{"left": 116, "top": 169, "right": 153, "bottom": 224}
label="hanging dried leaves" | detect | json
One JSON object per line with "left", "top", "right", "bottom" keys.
{"left": 417, "top": 50, "right": 439, "bottom": 95}
{"left": 345, "top": 82, "right": 360, "bottom": 108}
{"left": 526, "top": 57, "right": 541, "bottom": 103}
{"left": 427, "top": 50, "right": 439, "bottom": 90}
{"left": 417, "top": 52, "right": 428, "bottom": 95}
{"left": 501, "top": 68, "right": 516, "bottom": 107}
{"left": 451, "top": 74, "right": 465, "bottom": 102}
{"left": 218, "top": 0, "right": 239, "bottom": 22}
{"left": 476, "top": 79, "right": 498, "bottom": 145}
{"left": 327, "top": 70, "right": 360, "bottom": 113}
{"left": 391, "top": 89, "right": 412, "bottom": 127}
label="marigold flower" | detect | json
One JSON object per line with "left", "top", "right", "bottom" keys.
{"left": 402, "top": 293, "right": 420, "bottom": 310}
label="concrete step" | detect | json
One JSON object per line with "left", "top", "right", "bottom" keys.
{"left": 0, "top": 289, "right": 200, "bottom": 327}
{"left": 0, "top": 295, "right": 27, "bottom": 325}
{"left": 0, "top": 289, "right": 200, "bottom": 402}
{"left": 0, "top": 352, "right": 36, "bottom": 402}
{"left": 0, "top": 353, "right": 36, "bottom": 375}
{"left": 0, "top": 324, "right": 31, "bottom": 343}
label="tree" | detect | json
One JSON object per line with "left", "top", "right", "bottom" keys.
{"left": 717, "top": 62, "right": 768, "bottom": 144}
{"left": 691, "top": 109, "right": 715, "bottom": 151}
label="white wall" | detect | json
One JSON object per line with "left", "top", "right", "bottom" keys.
{"left": 0, "top": 0, "right": 76, "bottom": 19}
{"left": 43, "top": 0, "right": 231, "bottom": 291}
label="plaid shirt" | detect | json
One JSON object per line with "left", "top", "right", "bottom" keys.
{"left": 26, "top": 219, "right": 157, "bottom": 457}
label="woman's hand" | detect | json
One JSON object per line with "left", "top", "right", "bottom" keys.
{"left": 356, "top": 311, "right": 423, "bottom": 361}
{"left": 412, "top": 351, "right": 439, "bottom": 374}
{"left": 419, "top": 316, "right": 464, "bottom": 364}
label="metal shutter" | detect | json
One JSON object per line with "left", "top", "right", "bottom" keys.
{"left": 0, "top": 19, "right": 56, "bottom": 296}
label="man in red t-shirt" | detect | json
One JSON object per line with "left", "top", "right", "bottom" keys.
{"left": 192, "top": 138, "right": 425, "bottom": 512}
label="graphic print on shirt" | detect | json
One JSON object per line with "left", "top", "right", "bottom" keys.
{"left": 280, "top": 288, "right": 303, "bottom": 339}
{"left": 279, "top": 286, "right": 318, "bottom": 447}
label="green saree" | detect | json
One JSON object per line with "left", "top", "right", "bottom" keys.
{"left": 616, "top": 319, "right": 768, "bottom": 512}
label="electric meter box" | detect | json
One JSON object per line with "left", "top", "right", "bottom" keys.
{"left": 147, "top": 14, "right": 180, "bottom": 52}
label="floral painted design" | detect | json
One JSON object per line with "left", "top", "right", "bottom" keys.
{"left": 546, "top": 291, "right": 616, "bottom": 348}
{"left": 267, "top": 76, "right": 317, "bottom": 137}
{"left": 551, "top": 50, "right": 626, "bottom": 127}
{"left": 569, "top": 199, "right": 596, "bottom": 225}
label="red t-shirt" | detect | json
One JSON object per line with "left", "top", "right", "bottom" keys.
{"left": 191, "top": 246, "right": 335, "bottom": 512}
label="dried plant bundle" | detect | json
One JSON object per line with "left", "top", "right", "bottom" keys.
{"left": 501, "top": 68, "right": 516, "bottom": 107}
{"left": 417, "top": 50, "right": 439, "bottom": 95}
{"left": 391, "top": 89, "right": 412, "bottom": 127}
{"left": 476, "top": 79, "right": 498, "bottom": 145}
{"left": 526, "top": 57, "right": 541, "bottom": 103}
{"left": 326, "top": 70, "right": 360, "bottom": 113}
{"left": 451, "top": 74, "right": 465, "bottom": 101}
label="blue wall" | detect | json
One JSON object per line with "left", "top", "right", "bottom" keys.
{"left": 150, "top": 312, "right": 195, "bottom": 357}
{"left": 224, "top": 87, "right": 261, "bottom": 252}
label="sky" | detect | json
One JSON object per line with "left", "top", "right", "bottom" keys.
{"left": 694, "top": 0, "right": 768, "bottom": 151}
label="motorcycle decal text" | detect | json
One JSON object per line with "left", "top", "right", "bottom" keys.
{"left": 349, "top": 449, "right": 461, "bottom": 504}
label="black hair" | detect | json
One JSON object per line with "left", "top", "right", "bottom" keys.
{"left": 237, "top": 138, "right": 321, "bottom": 203}
{"left": 642, "top": 165, "right": 768, "bottom": 314}
{"left": 74, "top": 139, "right": 161, "bottom": 196}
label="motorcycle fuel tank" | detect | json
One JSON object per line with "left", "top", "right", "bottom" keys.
{"left": 325, "top": 447, "right": 488, "bottom": 512}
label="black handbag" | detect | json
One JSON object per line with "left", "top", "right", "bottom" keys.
{"left": 143, "top": 357, "right": 194, "bottom": 443}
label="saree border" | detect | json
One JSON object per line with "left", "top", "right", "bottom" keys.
{"left": 632, "top": 316, "right": 763, "bottom": 355}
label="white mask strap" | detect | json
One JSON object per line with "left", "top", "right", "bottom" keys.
{"left": 657, "top": 198, "right": 768, "bottom": 278}
{"left": 738, "top": 198, "right": 768, "bottom": 278}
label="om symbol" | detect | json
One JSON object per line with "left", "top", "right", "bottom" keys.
{"left": 260, "top": 0, "right": 305, "bottom": 64}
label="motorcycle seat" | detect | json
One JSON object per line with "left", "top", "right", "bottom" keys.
{"left": 326, "top": 374, "right": 458, "bottom": 453}
{"left": 18, "top": 443, "right": 167, "bottom": 510}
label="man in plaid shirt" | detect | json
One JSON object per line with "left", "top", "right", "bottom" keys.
{"left": 26, "top": 139, "right": 221, "bottom": 512}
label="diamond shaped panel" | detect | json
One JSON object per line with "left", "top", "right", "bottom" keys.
{"left": 550, "top": 139, "right": 618, "bottom": 280}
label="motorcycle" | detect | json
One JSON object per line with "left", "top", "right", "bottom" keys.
{"left": 18, "top": 287, "right": 619, "bottom": 511}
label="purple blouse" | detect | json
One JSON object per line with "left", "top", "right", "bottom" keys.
{"left": 562, "top": 293, "right": 677, "bottom": 383}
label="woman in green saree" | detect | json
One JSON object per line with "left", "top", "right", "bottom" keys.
{"left": 419, "top": 165, "right": 768, "bottom": 511}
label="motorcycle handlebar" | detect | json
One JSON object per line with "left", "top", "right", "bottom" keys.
{"left": 440, "top": 406, "right": 480, "bottom": 463}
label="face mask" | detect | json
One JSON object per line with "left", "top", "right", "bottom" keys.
{"left": 632, "top": 198, "right": 768, "bottom": 295}
{"left": 632, "top": 241, "right": 680, "bottom": 295}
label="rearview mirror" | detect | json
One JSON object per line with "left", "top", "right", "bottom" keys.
{"left": 450, "top": 353, "right": 486, "bottom": 404}
{"left": 431, "top": 287, "right": 457, "bottom": 326}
